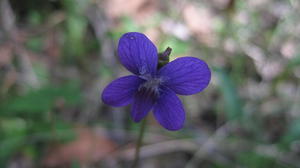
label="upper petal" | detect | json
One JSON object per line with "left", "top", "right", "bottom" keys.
{"left": 131, "top": 87, "right": 157, "bottom": 122}
{"left": 118, "top": 32, "right": 158, "bottom": 76}
{"left": 158, "top": 57, "right": 211, "bottom": 95}
{"left": 153, "top": 87, "right": 185, "bottom": 131}
{"left": 101, "top": 75, "right": 144, "bottom": 107}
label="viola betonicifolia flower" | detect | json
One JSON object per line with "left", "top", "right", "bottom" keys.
{"left": 102, "top": 32, "right": 211, "bottom": 131}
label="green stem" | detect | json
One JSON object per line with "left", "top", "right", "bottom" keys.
{"left": 132, "top": 118, "right": 147, "bottom": 168}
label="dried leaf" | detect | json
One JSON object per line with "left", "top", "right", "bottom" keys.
{"left": 0, "top": 42, "right": 13, "bottom": 66}
{"left": 43, "top": 127, "right": 117, "bottom": 167}
{"left": 183, "top": 4, "right": 215, "bottom": 45}
{"left": 103, "top": 0, "right": 157, "bottom": 22}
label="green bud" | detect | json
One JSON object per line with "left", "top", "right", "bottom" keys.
{"left": 158, "top": 47, "right": 172, "bottom": 69}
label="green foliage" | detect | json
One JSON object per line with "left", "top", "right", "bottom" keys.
{"left": 0, "top": 83, "right": 81, "bottom": 117}
{"left": 280, "top": 119, "right": 300, "bottom": 149}
{"left": 0, "top": 118, "right": 75, "bottom": 167}
{"left": 25, "top": 37, "right": 44, "bottom": 52}
{"left": 214, "top": 67, "right": 243, "bottom": 121}
{"left": 0, "top": 133, "right": 27, "bottom": 166}
{"left": 62, "top": 0, "right": 89, "bottom": 61}
{"left": 1, "top": 0, "right": 300, "bottom": 167}
{"left": 0, "top": 83, "right": 80, "bottom": 166}
{"left": 237, "top": 151, "right": 290, "bottom": 168}
{"left": 159, "top": 37, "right": 189, "bottom": 57}
{"left": 288, "top": 53, "right": 300, "bottom": 68}
{"left": 0, "top": 118, "right": 27, "bottom": 166}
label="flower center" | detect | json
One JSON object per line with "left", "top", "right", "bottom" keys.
{"left": 139, "top": 77, "right": 162, "bottom": 97}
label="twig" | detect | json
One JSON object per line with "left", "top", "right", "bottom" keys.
{"left": 118, "top": 139, "right": 199, "bottom": 161}
{"left": 0, "top": 0, "right": 40, "bottom": 90}
{"left": 184, "top": 123, "right": 231, "bottom": 168}
{"left": 255, "top": 145, "right": 300, "bottom": 167}
{"left": 85, "top": 3, "right": 127, "bottom": 141}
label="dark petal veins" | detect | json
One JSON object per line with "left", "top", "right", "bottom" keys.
{"left": 158, "top": 57, "right": 211, "bottom": 95}
{"left": 153, "top": 87, "right": 185, "bottom": 131}
{"left": 101, "top": 75, "right": 144, "bottom": 107}
{"left": 131, "top": 87, "right": 157, "bottom": 122}
{"left": 118, "top": 32, "right": 158, "bottom": 76}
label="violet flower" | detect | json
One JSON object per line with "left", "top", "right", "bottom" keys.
{"left": 101, "top": 32, "right": 211, "bottom": 131}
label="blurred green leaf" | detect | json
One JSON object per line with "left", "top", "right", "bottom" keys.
{"left": 0, "top": 118, "right": 27, "bottom": 137}
{"left": 237, "top": 151, "right": 289, "bottom": 168}
{"left": 28, "top": 120, "right": 75, "bottom": 143}
{"left": 26, "top": 37, "right": 44, "bottom": 52}
{"left": 110, "top": 16, "right": 142, "bottom": 41}
{"left": 28, "top": 10, "right": 42, "bottom": 25}
{"left": 0, "top": 118, "right": 28, "bottom": 166}
{"left": 71, "top": 161, "right": 81, "bottom": 168}
{"left": 0, "top": 83, "right": 81, "bottom": 117}
{"left": 0, "top": 135, "right": 27, "bottom": 166}
{"left": 121, "top": 16, "right": 142, "bottom": 33}
{"left": 288, "top": 53, "right": 300, "bottom": 68}
{"left": 280, "top": 119, "right": 300, "bottom": 148}
{"left": 62, "top": 0, "right": 88, "bottom": 60}
{"left": 214, "top": 67, "right": 243, "bottom": 120}
{"left": 32, "top": 62, "right": 49, "bottom": 84}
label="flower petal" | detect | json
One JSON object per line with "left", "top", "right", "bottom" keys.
{"left": 153, "top": 87, "right": 185, "bottom": 131}
{"left": 131, "top": 87, "right": 157, "bottom": 122}
{"left": 158, "top": 57, "right": 211, "bottom": 95}
{"left": 101, "top": 75, "right": 144, "bottom": 107}
{"left": 118, "top": 32, "right": 158, "bottom": 76}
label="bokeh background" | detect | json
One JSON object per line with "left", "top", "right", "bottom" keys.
{"left": 0, "top": 0, "right": 300, "bottom": 167}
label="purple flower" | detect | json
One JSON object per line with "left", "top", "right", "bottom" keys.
{"left": 101, "top": 32, "right": 211, "bottom": 131}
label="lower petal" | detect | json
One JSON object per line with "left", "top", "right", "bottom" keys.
{"left": 153, "top": 87, "right": 185, "bottom": 131}
{"left": 131, "top": 87, "right": 157, "bottom": 122}
{"left": 101, "top": 75, "right": 144, "bottom": 107}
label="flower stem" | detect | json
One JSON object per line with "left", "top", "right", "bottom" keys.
{"left": 132, "top": 118, "right": 147, "bottom": 168}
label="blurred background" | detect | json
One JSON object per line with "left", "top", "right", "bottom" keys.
{"left": 0, "top": 0, "right": 300, "bottom": 167}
